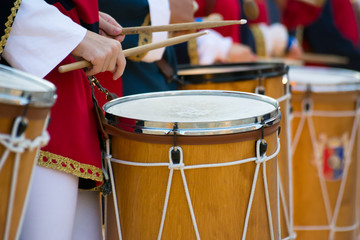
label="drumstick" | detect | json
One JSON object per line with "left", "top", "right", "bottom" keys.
{"left": 301, "top": 53, "right": 349, "bottom": 65}
{"left": 120, "top": 20, "right": 247, "bottom": 35}
{"left": 58, "top": 31, "right": 208, "bottom": 73}
{"left": 258, "top": 53, "right": 349, "bottom": 66}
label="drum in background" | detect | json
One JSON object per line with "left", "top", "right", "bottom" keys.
{"left": 0, "top": 64, "right": 56, "bottom": 240}
{"left": 289, "top": 66, "right": 360, "bottom": 240}
{"left": 104, "top": 90, "right": 281, "bottom": 240}
{"left": 177, "top": 62, "right": 293, "bottom": 239}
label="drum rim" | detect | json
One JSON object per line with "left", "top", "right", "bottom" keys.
{"left": 0, "top": 64, "right": 57, "bottom": 107}
{"left": 103, "top": 90, "right": 281, "bottom": 136}
{"left": 289, "top": 66, "right": 360, "bottom": 92}
{"left": 177, "top": 62, "right": 288, "bottom": 85}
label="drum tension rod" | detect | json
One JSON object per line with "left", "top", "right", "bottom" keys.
{"left": 171, "top": 123, "right": 181, "bottom": 164}
{"left": 16, "top": 96, "right": 31, "bottom": 137}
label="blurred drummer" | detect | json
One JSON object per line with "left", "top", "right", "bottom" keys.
{"left": 239, "top": 0, "right": 304, "bottom": 59}
{"left": 175, "top": 0, "right": 257, "bottom": 65}
{"left": 1, "top": 0, "right": 125, "bottom": 239}
{"left": 280, "top": 0, "right": 360, "bottom": 71}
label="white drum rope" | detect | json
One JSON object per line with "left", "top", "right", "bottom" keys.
{"left": 278, "top": 168, "right": 291, "bottom": 235}
{"left": 276, "top": 81, "right": 296, "bottom": 240}
{"left": 291, "top": 98, "right": 360, "bottom": 238}
{"left": 108, "top": 135, "right": 281, "bottom": 240}
{"left": 276, "top": 93, "right": 291, "bottom": 104}
{"left": 0, "top": 116, "right": 50, "bottom": 240}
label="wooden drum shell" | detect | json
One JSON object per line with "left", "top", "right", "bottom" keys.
{"left": 105, "top": 124, "right": 280, "bottom": 240}
{"left": 291, "top": 90, "right": 360, "bottom": 240}
{"left": 0, "top": 103, "right": 50, "bottom": 240}
{"left": 178, "top": 63, "right": 291, "bottom": 239}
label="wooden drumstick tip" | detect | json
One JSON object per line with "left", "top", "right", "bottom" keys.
{"left": 243, "top": 0, "right": 259, "bottom": 20}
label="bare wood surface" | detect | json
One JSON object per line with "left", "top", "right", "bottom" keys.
{"left": 121, "top": 20, "right": 247, "bottom": 35}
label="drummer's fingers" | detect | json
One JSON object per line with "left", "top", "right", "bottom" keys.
{"left": 112, "top": 48, "right": 126, "bottom": 80}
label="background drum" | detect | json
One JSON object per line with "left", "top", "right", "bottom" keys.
{"left": 0, "top": 64, "right": 56, "bottom": 240}
{"left": 103, "top": 90, "right": 281, "bottom": 240}
{"left": 177, "top": 62, "right": 293, "bottom": 239}
{"left": 289, "top": 66, "right": 360, "bottom": 240}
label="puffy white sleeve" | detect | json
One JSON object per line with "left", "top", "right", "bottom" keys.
{"left": 196, "top": 29, "right": 233, "bottom": 65}
{"left": 2, "top": 0, "right": 87, "bottom": 78}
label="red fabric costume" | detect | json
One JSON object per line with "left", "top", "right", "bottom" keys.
{"left": 38, "top": 0, "right": 103, "bottom": 184}
{"left": 195, "top": 0, "right": 241, "bottom": 43}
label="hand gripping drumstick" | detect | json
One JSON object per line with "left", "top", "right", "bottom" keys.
{"left": 58, "top": 31, "right": 208, "bottom": 73}
{"left": 120, "top": 20, "right": 247, "bottom": 35}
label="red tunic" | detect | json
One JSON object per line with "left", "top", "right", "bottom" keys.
{"left": 195, "top": 0, "right": 241, "bottom": 43}
{"left": 38, "top": 0, "right": 103, "bottom": 184}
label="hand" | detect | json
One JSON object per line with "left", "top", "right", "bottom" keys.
{"left": 286, "top": 43, "right": 303, "bottom": 59}
{"left": 99, "top": 11, "right": 125, "bottom": 42}
{"left": 226, "top": 43, "right": 257, "bottom": 63}
{"left": 71, "top": 30, "right": 126, "bottom": 80}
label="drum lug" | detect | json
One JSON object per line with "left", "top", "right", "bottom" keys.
{"left": 255, "top": 138, "right": 267, "bottom": 158}
{"left": 255, "top": 86, "right": 266, "bottom": 95}
{"left": 16, "top": 117, "right": 28, "bottom": 137}
{"left": 259, "top": 139, "right": 267, "bottom": 157}
{"left": 171, "top": 148, "right": 181, "bottom": 164}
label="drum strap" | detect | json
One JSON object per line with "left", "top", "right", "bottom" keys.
{"left": 155, "top": 58, "right": 184, "bottom": 84}
{"left": 88, "top": 76, "right": 118, "bottom": 194}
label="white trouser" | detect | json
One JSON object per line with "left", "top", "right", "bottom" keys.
{"left": 20, "top": 166, "right": 102, "bottom": 240}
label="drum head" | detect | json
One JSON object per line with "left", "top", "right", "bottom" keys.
{"left": 289, "top": 66, "right": 360, "bottom": 92}
{"left": 0, "top": 64, "right": 56, "bottom": 106}
{"left": 104, "top": 90, "right": 280, "bottom": 135}
{"left": 177, "top": 62, "right": 288, "bottom": 85}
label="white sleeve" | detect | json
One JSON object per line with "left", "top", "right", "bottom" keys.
{"left": 142, "top": 0, "right": 170, "bottom": 63}
{"left": 2, "top": 0, "right": 87, "bottom": 78}
{"left": 257, "top": 23, "right": 288, "bottom": 57}
{"left": 196, "top": 29, "right": 233, "bottom": 65}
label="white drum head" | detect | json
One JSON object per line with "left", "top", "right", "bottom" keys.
{"left": 0, "top": 64, "right": 56, "bottom": 106}
{"left": 104, "top": 90, "right": 281, "bottom": 135}
{"left": 289, "top": 66, "right": 360, "bottom": 92}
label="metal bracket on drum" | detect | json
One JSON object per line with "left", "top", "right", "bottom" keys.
{"left": 15, "top": 96, "right": 31, "bottom": 137}
{"left": 255, "top": 125, "right": 268, "bottom": 159}
{"left": 303, "top": 85, "right": 313, "bottom": 113}
{"left": 169, "top": 123, "right": 182, "bottom": 165}
{"left": 255, "top": 71, "right": 266, "bottom": 95}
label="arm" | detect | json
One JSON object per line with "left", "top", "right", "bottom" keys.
{"left": 3, "top": 0, "right": 86, "bottom": 78}
{"left": 3, "top": 0, "right": 125, "bottom": 79}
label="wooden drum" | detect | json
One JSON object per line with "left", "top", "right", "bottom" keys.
{"left": 0, "top": 64, "right": 56, "bottom": 240}
{"left": 289, "top": 66, "right": 360, "bottom": 240}
{"left": 177, "top": 63, "right": 293, "bottom": 239}
{"left": 103, "top": 90, "right": 282, "bottom": 240}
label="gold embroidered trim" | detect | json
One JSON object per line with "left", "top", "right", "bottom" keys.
{"left": 250, "top": 25, "right": 266, "bottom": 57}
{"left": 37, "top": 151, "right": 103, "bottom": 182}
{"left": 128, "top": 14, "right": 152, "bottom": 62}
{"left": 0, "top": 0, "right": 21, "bottom": 55}
{"left": 188, "top": 38, "right": 199, "bottom": 65}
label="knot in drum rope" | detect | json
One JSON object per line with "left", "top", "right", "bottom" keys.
{"left": 0, "top": 116, "right": 50, "bottom": 154}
